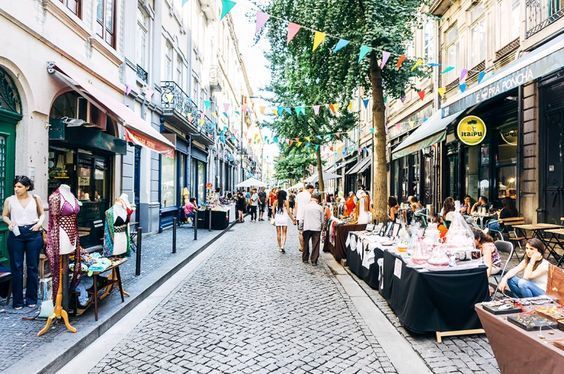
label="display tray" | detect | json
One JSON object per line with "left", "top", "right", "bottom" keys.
{"left": 535, "top": 305, "right": 564, "bottom": 322}
{"left": 553, "top": 338, "right": 564, "bottom": 351}
{"left": 482, "top": 300, "right": 522, "bottom": 315}
{"left": 507, "top": 313, "right": 558, "bottom": 331}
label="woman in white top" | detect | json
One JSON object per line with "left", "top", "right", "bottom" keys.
{"left": 498, "top": 238, "right": 550, "bottom": 298}
{"left": 1, "top": 176, "right": 45, "bottom": 309}
{"left": 272, "top": 190, "right": 295, "bottom": 253}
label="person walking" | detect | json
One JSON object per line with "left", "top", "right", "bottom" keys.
{"left": 235, "top": 192, "right": 246, "bottom": 223}
{"left": 268, "top": 188, "right": 277, "bottom": 220}
{"left": 2, "top": 176, "right": 45, "bottom": 309}
{"left": 273, "top": 190, "right": 295, "bottom": 253}
{"left": 295, "top": 184, "right": 314, "bottom": 252}
{"left": 288, "top": 190, "right": 296, "bottom": 216}
{"left": 257, "top": 187, "right": 267, "bottom": 221}
{"left": 249, "top": 188, "right": 259, "bottom": 222}
{"left": 302, "top": 192, "right": 324, "bottom": 265}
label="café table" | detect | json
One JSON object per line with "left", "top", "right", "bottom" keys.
{"left": 512, "top": 224, "right": 564, "bottom": 263}
{"left": 476, "top": 304, "right": 564, "bottom": 374}
{"left": 545, "top": 228, "right": 564, "bottom": 267}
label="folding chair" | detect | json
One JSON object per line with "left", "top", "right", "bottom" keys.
{"left": 491, "top": 240, "right": 515, "bottom": 286}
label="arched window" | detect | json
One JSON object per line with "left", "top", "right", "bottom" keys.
{"left": 0, "top": 67, "right": 22, "bottom": 114}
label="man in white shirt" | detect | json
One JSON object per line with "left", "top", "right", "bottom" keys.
{"left": 302, "top": 193, "right": 324, "bottom": 265}
{"left": 295, "top": 184, "right": 314, "bottom": 251}
{"left": 249, "top": 188, "right": 259, "bottom": 222}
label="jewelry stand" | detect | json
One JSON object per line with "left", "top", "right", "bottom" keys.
{"left": 37, "top": 255, "right": 76, "bottom": 336}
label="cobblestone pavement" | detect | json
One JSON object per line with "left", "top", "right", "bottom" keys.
{"left": 90, "top": 220, "right": 397, "bottom": 374}
{"left": 0, "top": 225, "right": 216, "bottom": 372}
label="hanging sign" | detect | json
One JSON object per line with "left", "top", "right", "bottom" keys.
{"left": 457, "top": 115, "right": 487, "bottom": 146}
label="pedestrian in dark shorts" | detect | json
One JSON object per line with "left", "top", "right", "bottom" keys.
{"left": 257, "top": 187, "right": 267, "bottom": 221}
{"left": 288, "top": 191, "right": 296, "bottom": 215}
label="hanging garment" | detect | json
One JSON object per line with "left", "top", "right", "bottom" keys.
{"left": 357, "top": 196, "right": 371, "bottom": 224}
{"left": 45, "top": 189, "right": 81, "bottom": 301}
{"left": 103, "top": 204, "right": 132, "bottom": 257}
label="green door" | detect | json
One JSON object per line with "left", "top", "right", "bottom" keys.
{"left": 0, "top": 111, "right": 18, "bottom": 265}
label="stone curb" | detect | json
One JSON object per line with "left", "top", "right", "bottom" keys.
{"left": 6, "top": 221, "right": 237, "bottom": 374}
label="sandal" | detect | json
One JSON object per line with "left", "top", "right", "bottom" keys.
{"left": 27, "top": 304, "right": 37, "bottom": 308}
{"left": 14, "top": 306, "right": 23, "bottom": 310}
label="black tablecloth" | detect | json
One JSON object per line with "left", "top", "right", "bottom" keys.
{"left": 196, "top": 210, "right": 230, "bottom": 230}
{"left": 345, "top": 233, "right": 490, "bottom": 333}
{"left": 323, "top": 223, "right": 367, "bottom": 262}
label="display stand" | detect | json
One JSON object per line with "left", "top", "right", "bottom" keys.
{"left": 37, "top": 255, "right": 76, "bottom": 336}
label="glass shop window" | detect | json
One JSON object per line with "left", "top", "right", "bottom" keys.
{"left": 497, "top": 124, "right": 518, "bottom": 200}
{"left": 161, "top": 154, "right": 177, "bottom": 208}
{"left": 465, "top": 146, "right": 480, "bottom": 201}
{"left": 197, "top": 161, "right": 206, "bottom": 204}
{"left": 479, "top": 144, "right": 490, "bottom": 199}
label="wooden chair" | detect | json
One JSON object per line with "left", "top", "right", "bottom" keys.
{"left": 499, "top": 217, "right": 526, "bottom": 261}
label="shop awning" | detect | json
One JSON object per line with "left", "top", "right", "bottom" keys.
{"left": 391, "top": 110, "right": 463, "bottom": 160}
{"left": 48, "top": 62, "right": 174, "bottom": 157}
{"left": 442, "top": 34, "right": 564, "bottom": 115}
{"left": 335, "top": 158, "right": 357, "bottom": 170}
{"left": 346, "top": 157, "right": 371, "bottom": 175}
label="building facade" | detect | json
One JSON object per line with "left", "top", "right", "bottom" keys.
{"left": 0, "top": 0, "right": 264, "bottom": 263}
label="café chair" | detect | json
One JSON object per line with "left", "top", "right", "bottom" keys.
{"left": 492, "top": 240, "right": 516, "bottom": 286}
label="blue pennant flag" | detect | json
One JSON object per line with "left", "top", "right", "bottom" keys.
{"left": 333, "top": 39, "right": 350, "bottom": 52}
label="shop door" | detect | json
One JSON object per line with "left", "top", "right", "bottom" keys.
{"left": 543, "top": 108, "right": 564, "bottom": 224}
{"left": 0, "top": 112, "right": 17, "bottom": 265}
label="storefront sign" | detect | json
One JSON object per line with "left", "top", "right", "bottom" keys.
{"left": 125, "top": 128, "right": 174, "bottom": 158}
{"left": 457, "top": 116, "right": 487, "bottom": 146}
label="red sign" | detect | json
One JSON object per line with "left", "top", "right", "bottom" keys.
{"left": 124, "top": 128, "right": 174, "bottom": 158}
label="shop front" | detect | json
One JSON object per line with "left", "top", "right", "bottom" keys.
{"left": 191, "top": 146, "right": 208, "bottom": 205}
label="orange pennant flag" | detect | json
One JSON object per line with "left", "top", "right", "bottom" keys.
{"left": 396, "top": 55, "right": 407, "bottom": 70}
{"left": 418, "top": 90, "right": 425, "bottom": 100}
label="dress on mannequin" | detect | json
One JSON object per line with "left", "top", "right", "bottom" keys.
{"left": 46, "top": 185, "right": 81, "bottom": 300}
{"left": 103, "top": 194, "right": 133, "bottom": 257}
{"left": 357, "top": 194, "right": 371, "bottom": 225}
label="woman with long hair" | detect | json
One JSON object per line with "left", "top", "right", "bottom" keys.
{"left": 473, "top": 229, "right": 502, "bottom": 277}
{"left": 273, "top": 189, "right": 295, "bottom": 253}
{"left": 498, "top": 238, "right": 550, "bottom": 297}
{"left": 441, "top": 197, "right": 456, "bottom": 222}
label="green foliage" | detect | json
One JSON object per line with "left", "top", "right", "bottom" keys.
{"left": 274, "top": 145, "right": 317, "bottom": 181}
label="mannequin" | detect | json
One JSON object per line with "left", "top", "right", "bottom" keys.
{"left": 357, "top": 191, "right": 371, "bottom": 225}
{"left": 39, "top": 184, "right": 80, "bottom": 336}
{"left": 103, "top": 194, "right": 133, "bottom": 257}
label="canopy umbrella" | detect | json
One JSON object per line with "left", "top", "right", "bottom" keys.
{"left": 306, "top": 171, "right": 340, "bottom": 184}
{"left": 236, "top": 177, "right": 267, "bottom": 188}
{"left": 289, "top": 182, "right": 304, "bottom": 190}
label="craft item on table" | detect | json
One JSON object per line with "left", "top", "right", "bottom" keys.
{"left": 516, "top": 295, "right": 556, "bottom": 306}
{"left": 427, "top": 243, "right": 450, "bottom": 267}
{"left": 507, "top": 313, "right": 558, "bottom": 331}
{"left": 535, "top": 305, "right": 564, "bottom": 321}
{"left": 445, "top": 201, "right": 476, "bottom": 261}
{"left": 482, "top": 300, "right": 522, "bottom": 315}
{"left": 103, "top": 193, "right": 134, "bottom": 257}
{"left": 362, "top": 244, "right": 375, "bottom": 269}
{"left": 410, "top": 224, "right": 429, "bottom": 264}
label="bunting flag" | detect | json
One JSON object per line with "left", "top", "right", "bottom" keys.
{"left": 437, "top": 87, "right": 446, "bottom": 98}
{"left": 380, "top": 51, "right": 391, "bottom": 69}
{"left": 124, "top": 84, "right": 132, "bottom": 96}
{"left": 362, "top": 98, "right": 370, "bottom": 109}
{"left": 223, "top": 103, "right": 230, "bottom": 112}
{"left": 396, "top": 55, "right": 407, "bottom": 70}
{"left": 284, "top": 107, "right": 292, "bottom": 114}
{"left": 417, "top": 90, "right": 425, "bottom": 101}
{"left": 277, "top": 106, "right": 284, "bottom": 116}
{"left": 358, "top": 45, "right": 372, "bottom": 62}
{"left": 295, "top": 106, "right": 305, "bottom": 115}
{"left": 328, "top": 103, "right": 339, "bottom": 114}
{"left": 477, "top": 71, "right": 486, "bottom": 84}
{"left": 312, "top": 105, "right": 321, "bottom": 115}
{"left": 255, "top": 11, "right": 270, "bottom": 34}
{"left": 204, "top": 100, "right": 211, "bottom": 109}
{"left": 347, "top": 101, "right": 353, "bottom": 111}
{"left": 333, "top": 39, "right": 350, "bottom": 52}
{"left": 411, "top": 58, "right": 424, "bottom": 71}
{"left": 459, "top": 83, "right": 467, "bottom": 93}
{"left": 459, "top": 68, "right": 468, "bottom": 82}
{"left": 259, "top": 105, "right": 266, "bottom": 114}
{"left": 427, "top": 62, "right": 440, "bottom": 67}
{"left": 272, "top": 108, "right": 278, "bottom": 116}
{"left": 287, "top": 22, "right": 301, "bottom": 44}
{"left": 312, "top": 31, "right": 326, "bottom": 51}
{"left": 220, "top": 0, "right": 237, "bottom": 20}
{"left": 182, "top": 0, "right": 189, "bottom": 6}
{"left": 441, "top": 66, "right": 455, "bottom": 74}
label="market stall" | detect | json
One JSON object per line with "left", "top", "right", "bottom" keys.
{"left": 323, "top": 217, "right": 366, "bottom": 262}
{"left": 196, "top": 206, "right": 232, "bottom": 230}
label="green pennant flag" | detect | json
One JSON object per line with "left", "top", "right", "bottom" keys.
{"left": 358, "top": 45, "right": 372, "bottom": 62}
{"left": 220, "top": 0, "right": 237, "bottom": 20}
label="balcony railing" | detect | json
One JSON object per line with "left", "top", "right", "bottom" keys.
{"left": 136, "top": 65, "right": 148, "bottom": 83}
{"left": 161, "top": 81, "right": 215, "bottom": 143}
{"left": 526, "top": 0, "right": 564, "bottom": 39}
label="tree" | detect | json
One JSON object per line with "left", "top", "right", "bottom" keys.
{"left": 266, "top": 0, "right": 428, "bottom": 220}
{"left": 274, "top": 145, "right": 317, "bottom": 182}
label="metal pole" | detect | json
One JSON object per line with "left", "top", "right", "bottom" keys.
{"left": 208, "top": 208, "right": 212, "bottom": 232}
{"left": 194, "top": 210, "right": 198, "bottom": 240}
{"left": 172, "top": 217, "right": 177, "bottom": 253}
{"left": 135, "top": 227, "right": 142, "bottom": 276}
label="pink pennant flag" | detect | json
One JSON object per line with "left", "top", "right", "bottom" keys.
{"left": 380, "top": 51, "right": 391, "bottom": 70}
{"left": 255, "top": 11, "right": 270, "bottom": 34}
{"left": 124, "top": 84, "right": 133, "bottom": 96}
{"left": 223, "top": 103, "right": 230, "bottom": 112}
{"left": 312, "top": 105, "right": 321, "bottom": 115}
{"left": 460, "top": 68, "right": 468, "bottom": 82}
{"left": 287, "top": 22, "right": 301, "bottom": 44}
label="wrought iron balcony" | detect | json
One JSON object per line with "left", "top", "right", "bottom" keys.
{"left": 136, "top": 65, "right": 148, "bottom": 83}
{"left": 526, "top": 0, "right": 564, "bottom": 39}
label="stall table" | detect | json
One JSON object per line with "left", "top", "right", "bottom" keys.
{"left": 196, "top": 207, "right": 231, "bottom": 230}
{"left": 476, "top": 305, "right": 564, "bottom": 374}
{"left": 323, "top": 223, "right": 367, "bottom": 262}
{"left": 346, "top": 232, "right": 489, "bottom": 341}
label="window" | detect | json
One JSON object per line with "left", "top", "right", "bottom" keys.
{"left": 443, "top": 25, "right": 458, "bottom": 84}
{"left": 176, "top": 54, "right": 184, "bottom": 87}
{"left": 497, "top": 0, "right": 520, "bottom": 48}
{"left": 161, "top": 154, "right": 177, "bottom": 208}
{"left": 469, "top": 5, "right": 486, "bottom": 67}
{"left": 136, "top": 7, "right": 150, "bottom": 69}
{"left": 164, "top": 41, "right": 173, "bottom": 80}
{"left": 59, "top": 0, "right": 81, "bottom": 16}
{"left": 192, "top": 77, "right": 199, "bottom": 104}
{"left": 96, "top": 0, "right": 116, "bottom": 47}
{"left": 423, "top": 20, "right": 435, "bottom": 61}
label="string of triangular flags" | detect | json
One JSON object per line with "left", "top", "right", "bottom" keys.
{"left": 220, "top": 0, "right": 496, "bottom": 97}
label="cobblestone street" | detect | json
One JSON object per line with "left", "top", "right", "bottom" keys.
{"left": 89, "top": 220, "right": 397, "bottom": 374}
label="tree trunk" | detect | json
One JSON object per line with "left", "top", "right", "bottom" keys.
{"left": 369, "top": 53, "right": 388, "bottom": 222}
{"left": 315, "top": 146, "right": 325, "bottom": 198}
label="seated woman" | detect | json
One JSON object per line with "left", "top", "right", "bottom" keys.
{"left": 440, "top": 197, "right": 455, "bottom": 226}
{"left": 486, "top": 197, "right": 518, "bottom": 233}
{"left": 498, "top": 238, "right": 550, "bottom": 298}
{"left": 183, "top": 197, "right": 198, "bottom": 223}
{"left": 473, "top": 229, "right": 502, "bottom": 277}
{"left": 388, "top": 196, "right": 400, "bottom": 222}
{"left": 460, "top": 195, "right": 473, "bottom": 215}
